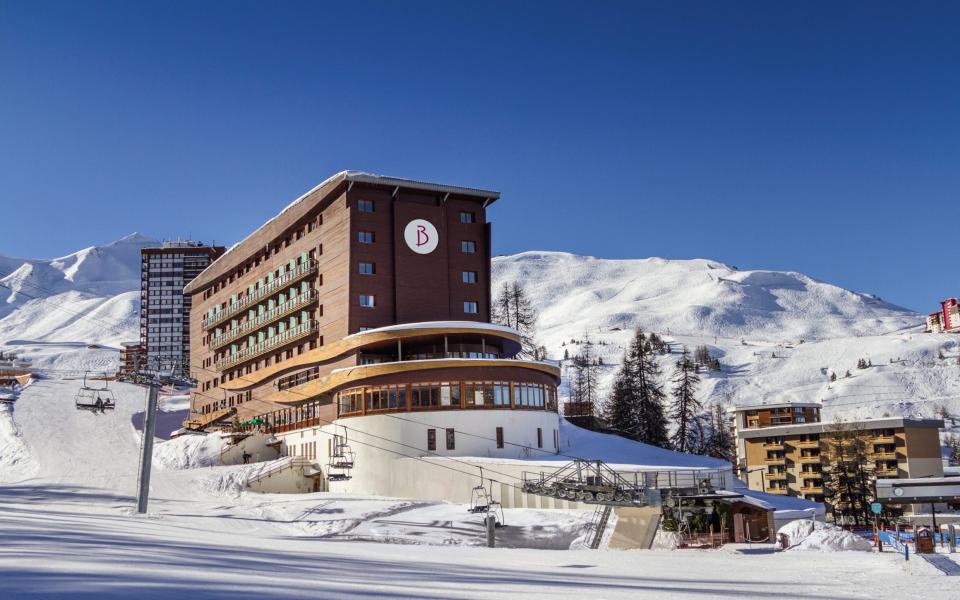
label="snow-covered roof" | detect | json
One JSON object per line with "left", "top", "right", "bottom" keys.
{"left": 738, "top": 416, "right": 944, "bottom": 439}
{"left": 185, "top": 171, "right": 500, "bottom": 294}
{"left": 341, "top": 320, "right": 520, "bottom": 341}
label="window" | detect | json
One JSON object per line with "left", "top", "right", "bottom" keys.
{"left": 446, "top": 428, "right": 455, "bottom": 450}
{"left": 359, "top": 262, "right": 375, "bottom": 275}
{"left": 496, "top": 427, "right": 504, "bottom": 449}
{"left": 427, "top": 429, "right": 436, "bottom": 452}
{"left": 459, "top": 211, "right": 475, "bottom": 224}
{"left": 462, "top": 271, "right": 477, "bottom": 284}
{"left": 358, "top": 199, "right": 374, "bottom": 213}
{"left": 358, "top": 231, "right": 375, "bottom": 244}
{"left": 461, "top": 240, "right": 476, "bottom": 253}
{"left": 464, "top": 301, "right": 478, "bottom": 314}
{"left": 359, "top": 295, "right": 375, "bottom": 308}
{"left": 537, "top": 428, "right": 543, "bottom": 449}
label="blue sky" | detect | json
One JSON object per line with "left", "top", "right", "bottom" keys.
{"left": 1, "top": 1, "right": 957, "bottom": 311}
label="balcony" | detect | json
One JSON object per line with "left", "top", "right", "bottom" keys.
{"left": 765, "top": 488, "right": 788, "bottom": 495}
{"left": 871, "top": 451, "right": 897, "bottom": 460}
{"left": 203, "top": 260, "right": 317, "bottom": 330}
{"left": 764, "top": 472, "right": 787, "bottom": 480}
{"left": 209, "top": 290, "right": 317, "bottom": 350}
{"left": 215, "top": 320, "right": 318, "bottom": 371}
{"left": 764, "top": 456, "right": 786, "bottom": 464}
{"left": 762, "top": 443, "right": 784, "bottom": 450}
{"left": 795, "top": 439, "right": 819, "bottom": 448}
{"left": 875, "top": 467, "right": 898, "bottom": 477}
{"left": 798, "top": 454, "right": 822, "bottom": 463}
{"left": 801, "top": 485, "right": 823, "bottom": 493}
{"left": 871, "top": 434, "right": 895, "bottom": 444}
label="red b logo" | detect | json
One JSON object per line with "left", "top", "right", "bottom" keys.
{"left": 416, "top": 225, "right": 429, "bottom": 247}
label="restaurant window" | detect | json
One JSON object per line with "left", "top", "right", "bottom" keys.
{"left": 427, "top": 429, "right": 436, "bottom": 452}
{"left": 537, "top": 428, "right": 543, "bottom": 449}
{"left": 496, "top": 427, "right": 504, "bottom": 449}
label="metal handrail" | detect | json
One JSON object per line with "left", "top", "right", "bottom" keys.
{"left": 215, "top": 321, "right": 318, "bottom": 370}
{"left": 209, "top": 289, "right": 317, "bottom": 350}
{"left": 203, "top": 259, "right": 317, "bottom": 329}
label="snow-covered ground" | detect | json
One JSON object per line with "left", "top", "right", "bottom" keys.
{"left": 493, "top": 251, "right": 960, "bottom": 423}
{"left": 0, "top": 378, "right": 954, "bottom": 598}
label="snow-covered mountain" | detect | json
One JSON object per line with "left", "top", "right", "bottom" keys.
{"left": 0, "top": 233, "right": 154, "bottom": 372}
{"left": 493, "top": 252, "right": 960, "bottom": 423}
{"left": 3, "top": 236, "right": 957, "bottom": 423}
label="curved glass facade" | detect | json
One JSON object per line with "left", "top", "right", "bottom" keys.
{"left": 337, "top": 380, "right": 558, "bottom": 417}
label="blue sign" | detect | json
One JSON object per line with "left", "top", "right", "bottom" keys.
{"left": 871, "top": 502, "right": 882, "bottom": 514}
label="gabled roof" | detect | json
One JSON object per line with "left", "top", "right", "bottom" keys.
{"left": 185, "top": 171, "right": 500, "bottom": 293}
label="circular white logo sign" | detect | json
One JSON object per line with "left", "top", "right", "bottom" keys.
{"left": 404, "top": 219, "right": 438, "bottom": 254}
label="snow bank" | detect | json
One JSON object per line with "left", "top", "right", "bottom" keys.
{"left": 651, "top": 529, "right": 684, "bottom": 550}
{"left": 153, "top": 433, "right": 225, "bottom": 470}
{"left": 779, "top": 520, "right": 872, "bottom": 552}
{"left": 0, "top": 405, "right": 37, "bottom": 482}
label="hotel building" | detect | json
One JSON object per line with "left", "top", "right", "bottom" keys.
{"left": 183, "top": 171, "right": 562, "bottom": 462}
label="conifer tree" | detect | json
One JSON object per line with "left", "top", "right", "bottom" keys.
{"left": 669, "top": 349, "right": 702, "bottom": 453}
{"left": 492, "top": 281, "right": 539, "bottom": 358}
{"left": 631, "top": 329, "right": 670, "bottom": 447}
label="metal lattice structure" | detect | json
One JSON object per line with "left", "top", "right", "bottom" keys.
{"left": 522, "top": 460, "right": 727, "bottom": 506}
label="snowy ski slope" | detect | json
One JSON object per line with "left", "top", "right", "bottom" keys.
{"left": 493, "top": 251, "right": 960, "bottom": 422}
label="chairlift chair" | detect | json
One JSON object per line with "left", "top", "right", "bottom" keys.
{"left": 326, "top": 431, "right": 354, "bottom": 481}
{"left": 74, "top": 372, "right": 116, "bottom": 413}
{"left": 467, "top": 469, "right": 505, "bottom": 526}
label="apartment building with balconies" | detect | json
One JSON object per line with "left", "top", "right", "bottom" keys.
{"left": 732, "top": 402, "right": 944, "bottom": 517}
{"left": 140, "top": 241, "right": 224, "bottom": 373}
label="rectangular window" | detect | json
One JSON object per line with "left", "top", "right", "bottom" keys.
{"left": 358, "top": 199, "right": 374, "bottom": 213}
{"left": 461, "top": 240, "right": 476, "bottom": 253}
{"left": 464, "top": 301, "right": 478, "bottom": 314}
{"left": 359, "top": 295, "right": 375, "bottom": 308}
{"left": 537, "top": 427, "right": 543, "bottom": 449}
{"left": 427, "top": 429, "right": 436, "bottom": 452}
{"left": 446, "top": 428, "right": 455, "bottom": 450}
{"left": 496, "top": 427, "right": 504, "bottom": 449}
{"left": 358, "top": 231, "right": 375, "bottom": 244}
{"left": 359, "top": 262, "right": 375, "bottom": 275}
{"left": 462, "top": 271, "right": 477, "bottom": 284}
{"left": 459, "top": 211, "right": 475, "bottom": 224}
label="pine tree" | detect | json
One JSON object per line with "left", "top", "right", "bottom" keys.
{"left": 602, "top": 328, "right": 669, "bottom": 447}
{"left": 604, "top": 352, "right": 639, "bottom": 438}
{"left": 945, "top": 434, "right": 960, "bottom": 466}
{"left": 669, "top": 349, "right": 702, "bottom": 453}
{"left": 492, "top": 281, "right": 539, "bottom": 358}
{"left": 631, "top": 329, "right": 670, "bottom": 447}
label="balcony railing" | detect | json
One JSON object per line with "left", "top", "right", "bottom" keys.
{"left": 215, "top": 320, "right": 318, "bottom": 370}
{"left": 764, "top": 457, "right": 786, "bottom": 464}
{"left": 209, "top": 290, "right": 317, "bottom": 350}
{"left": 762, "top": 442, "right": 784, "bottom": 450}
{"left": 203, "top": 260, "right": 317, "bottom": 330}
{"left": 766, "top": 488, "right": 788, "bottom": 495}
{"left": 799, "top": 454, "right": 822, "bottom": 463}
{"left": 764, "top": 472, "right": 787, "bottom": 480}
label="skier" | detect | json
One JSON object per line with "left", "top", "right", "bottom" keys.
{"left": 242, "top": 451, "right": 251, "bottom": 464}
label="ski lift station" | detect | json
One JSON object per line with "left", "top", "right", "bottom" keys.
{"left": 178, "top": 172, "right": 806, "bottom": 547}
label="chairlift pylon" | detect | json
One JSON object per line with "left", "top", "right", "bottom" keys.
{"left": 74, "top": 372, "right": 116, "bottom": 413}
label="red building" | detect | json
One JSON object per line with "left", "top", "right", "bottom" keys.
{"left": 926, "top": 298, "right": 960, "bottom": 333}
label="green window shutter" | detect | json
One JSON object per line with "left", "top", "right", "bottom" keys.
{"left": 258, "top": 331, "right": 265, "bottom": 343}
{"left": 300, "top": 251, "right": 308, "bottom": 264}
{"left": 290, "top": 316, "right": 297, "bottom": 328}
{"left": 289, "top": 259, "right": 296, "bottom": 272}
{"left": 301, "top": 281, "right": 308, "bottom": 293}
{"left": 301, "top": 310, "right": 308, "bottom": 323}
